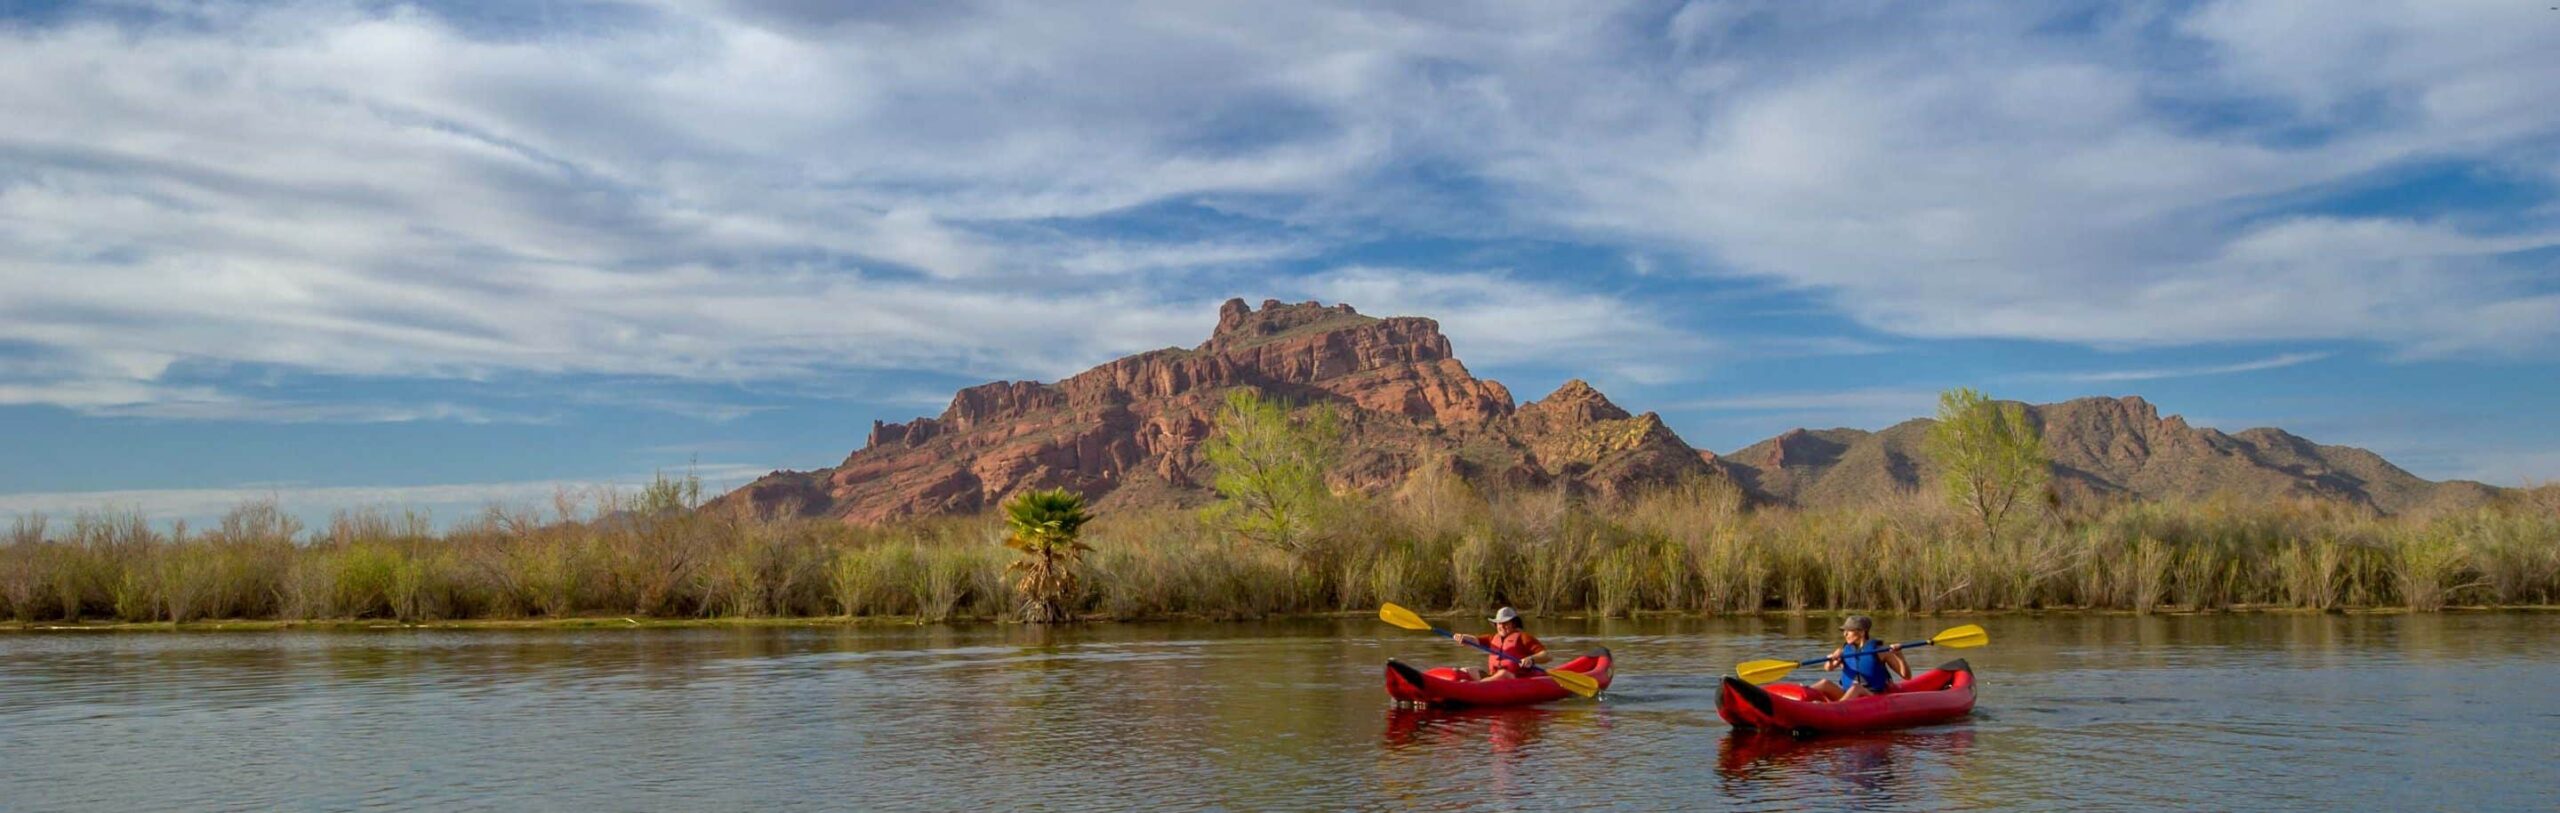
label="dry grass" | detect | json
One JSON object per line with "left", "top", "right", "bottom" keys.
{"left": 2, "top": 479, "right": 2554, "bottom": 623}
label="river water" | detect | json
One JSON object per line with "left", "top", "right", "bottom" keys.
{"left": 2, "top": 613, "right": 2553, "bottom": 811}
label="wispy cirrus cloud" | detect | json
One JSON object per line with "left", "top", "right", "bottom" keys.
{"left": 1, "top": 0, "right": 2556, "bottom": 433}
{"left": 0, "top": 377, "right": 550, "bottom": 424}
{"left": 1287, "top": 266, "right": 1715, "bottom": 386}
{"left": 0, "top": 463, "right": 777, "bottom": 531}
{"left": 2046, "top": 352, "right": 2333, "bottom": 383}
{"left": 1671, "top": 388, "right": 1946, "bottom": 414}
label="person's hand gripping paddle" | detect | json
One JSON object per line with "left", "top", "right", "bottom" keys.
{"left": 1378, "top": 602, "right": 1599, "bottom": 697}
{"left": 1734, "top": 624, "right": 1989, "bottom": 685}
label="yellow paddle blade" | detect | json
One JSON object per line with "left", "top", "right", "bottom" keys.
{"left": 1735, "top": 658, "right": 1800, "bottom": 685}
{"left": 1548, "top": 666, "right": 1601, "bottom": 698}
{"left": 1930, "top": 624, "right": 1989, "bottom": 649}
{"left": 1378, "top": 602, "right": 1434, "bottom": 632}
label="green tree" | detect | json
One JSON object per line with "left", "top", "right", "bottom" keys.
{"left": 637, "top": 467, "right": 704, "bottom": 515}
{"left": 1202, "top": 388, "right": 1341, "bottom": 554}
{"left": 1002, "top": 487, "right": 1094, "bottom": 623}
{"left": 1925, "top": 387, "right": 2049, "bottom": 539}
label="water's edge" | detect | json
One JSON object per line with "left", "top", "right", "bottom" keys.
{"left": 9, "top": 603, "right": 2559, "bottom": 634}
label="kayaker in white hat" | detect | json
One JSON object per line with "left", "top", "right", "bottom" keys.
{"left": 1452, "top": 606, "right": 1549, "bottom": 681}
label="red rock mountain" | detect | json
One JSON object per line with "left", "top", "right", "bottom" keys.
{"left": 719, "top": 299, "right": 1711, "bottom": 523}
{"left": 719, "top": 301, "right": 2495, "bottom": 523}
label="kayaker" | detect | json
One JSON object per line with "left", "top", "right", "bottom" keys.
{"left": 1812, "top": 615, "right": 1908, "bottom": 701}
{"left": 1452, "top": 607, "right": 1548, "bottom": 681}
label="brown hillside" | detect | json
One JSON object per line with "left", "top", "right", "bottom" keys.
{"left": 717, "top": 300, "right": 2496, "bottom": 523}
{"left": 1714, "top": 395, "right": 2498, "bottom": 515}
{"left": 718, "top": 299, "right": 1712, "bottom": 524}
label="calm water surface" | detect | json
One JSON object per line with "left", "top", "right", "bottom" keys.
{"left": 3, "top": 613, "right": 2554, "bottom": 811}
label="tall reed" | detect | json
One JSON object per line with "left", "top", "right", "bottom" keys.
{"left": 2, "top": 481, "right": 2554, "bottom": 623}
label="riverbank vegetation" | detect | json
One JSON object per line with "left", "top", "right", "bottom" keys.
{"left": 6, "top": 388, "right": 2556, "bottom": 626}
{"left": 3, "top": 475, "right": 2554, "bottom": 625}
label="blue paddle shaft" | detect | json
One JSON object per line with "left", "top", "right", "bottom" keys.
{"left": 1431, "top": 626, "right": 1532, "bottom": 668}
{"left": 1793, "top": 638, "right": 1928, "bottom": 668}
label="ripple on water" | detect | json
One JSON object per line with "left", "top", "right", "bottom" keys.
{"left": 3, "top": 614, "right": 2557, "bottom": 810}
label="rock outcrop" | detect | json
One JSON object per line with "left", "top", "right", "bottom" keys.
{"left": 720, "top": 299, "right": 1706, "bottom": 524}
{"left": 719, "top": 301, "right": 2498, "bottom": 524}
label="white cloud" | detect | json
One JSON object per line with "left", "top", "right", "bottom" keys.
{"left": 0, "top": 375, "right": 543, "bottom": 423}
{"left": 0, "top": 463, "right": 778, "bottom": 531}
{"left": 0, "top": 4, "right": 1360, "bottom": 413}
{"left": 1285, "top": 266, "right": 1713, "bottom": 385}
{"left": 1407, "top": 1, "right": 2560, "bottom": 352}
{"left": 2, "top": 0, "right": 2556, "bottom": 422}
{"left": 1672, "top": 388, "right": 1945, "bottom": 414}
{"left": 2050, "top": 352, "right": 2332, "bottom": 383}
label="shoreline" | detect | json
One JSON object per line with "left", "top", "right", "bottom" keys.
{"left": 12, "top": 491, "right": 2554, "bottom": 626}
{"left": 9, "top": 604, "right": 2556, "bottom": 633}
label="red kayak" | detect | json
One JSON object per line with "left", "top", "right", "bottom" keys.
{"left": 1716, "top": 659, "right": 1975, "bottom": 735}
{"left": 1385, "top": 649, "right": 1612, "bottom": 707}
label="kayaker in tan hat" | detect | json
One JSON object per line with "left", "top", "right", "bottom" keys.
{"left": 1452, "top": 606, "right": 1549, "bottom": 681}
{"left": 1812, "top": 615, "right": 1908, "bottom": 701}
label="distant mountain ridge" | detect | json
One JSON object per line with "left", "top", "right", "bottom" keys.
{"left": 717, "top": 299, "right": 2498, "bottom": 523}
{"left": 1715, "top": 395, "right": 2501, "bottom": 515}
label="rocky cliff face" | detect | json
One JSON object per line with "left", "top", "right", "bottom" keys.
{"left": 720, "top": 300, "right": 2494, "bottom": 524}
{"left": 720, "top": 299, "right": 1707, "bottom": 523}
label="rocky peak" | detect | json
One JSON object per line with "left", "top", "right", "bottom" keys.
{"left": 729, "top": 298, "right": 1551, "bottom": 523}
{"left": 1204, "top": 298, "right": 1373, "bottom": 352}
{"left": 1505, "top": 378, "right": 1715, "bottom": 497}
{"left": 943, "top": 380, "right": 1063, "bottom": 429}
{"left": 2065, "top": 394, "right": 2157, "bottom": 429}
{"left": 1763, "top": 428, "right": 1853, "bottom": 470}
{"left": 1519, "top": 379, "right": 1632, "bottom": 424}
{"left": 1767, "top": 428, "right": 1811, "bottom": 468}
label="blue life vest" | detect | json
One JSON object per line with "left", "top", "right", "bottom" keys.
{"left": 1840, "top": 640, "right": 1893, "bottom": 692}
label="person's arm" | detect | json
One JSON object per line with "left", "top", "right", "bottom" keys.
{"left": 1821, "top": 646, "right": 1845, "bottom": 670}
{"left": 1454, "top": 633, "right": 1477, "bottom": 647}
{"left": 1883, "top": 648, "right": 1910, "bottom": 679}
{"left": 1526, "top": 642, "right": 1549, "bottom": 665}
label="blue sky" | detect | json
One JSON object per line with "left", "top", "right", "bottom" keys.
{"left": 4, "top": 1, "right": 2558, "bottom": 529}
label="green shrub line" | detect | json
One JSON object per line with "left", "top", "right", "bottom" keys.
{"left": 3, "top": 482, "right": 2555, "bottom": 625}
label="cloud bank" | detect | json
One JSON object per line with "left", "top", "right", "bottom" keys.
{"left": 2, "top": 0, "right": 2555, "bottom": 423}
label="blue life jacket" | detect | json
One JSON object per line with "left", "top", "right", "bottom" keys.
{"left": 1840, "top": 640, "right": 1893, "bottom": 692}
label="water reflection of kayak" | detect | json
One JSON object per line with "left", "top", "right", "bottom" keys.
{"left": 1381, "top": 705, "right": 1557, "bottom": 753}
{"left": 1384, "top": 649, "right": 1613, "bottom": 707}
{"left": 1716, "top": 659, "right": 1976, "bottom": 736}
{"left": 1715, "top": 727, "right": 1977, "bottom": 781}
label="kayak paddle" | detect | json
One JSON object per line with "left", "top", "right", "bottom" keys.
{"left": 1734, "top": 624, "right": 1988, "bottom": 685}
{"left": 1378, "top": 602, "right": 1601, "bottom": 698}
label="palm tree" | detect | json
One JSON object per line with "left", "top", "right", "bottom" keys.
{"left": 1002, "top": 488, "right": 1094, "bottom": 623}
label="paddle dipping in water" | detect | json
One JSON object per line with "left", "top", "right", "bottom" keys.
{"left": 1378, "top": 603, "right": 1602, "bottom": 698}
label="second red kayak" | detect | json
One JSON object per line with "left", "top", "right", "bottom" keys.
{"left": 1385, "top": 649, "right": 1612, "bottom": 707}
{"left": 1716, "top": 659, "right": 1976, "bottom": 735}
